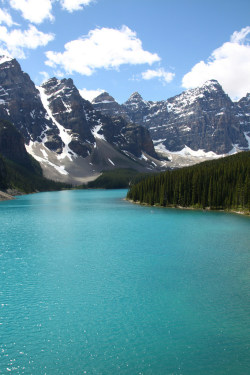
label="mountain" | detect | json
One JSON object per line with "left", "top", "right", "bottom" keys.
{"left": 0, "top": 56, "right": 62, "bottom": 151}
{"left": 0, "top": 56, "right": 162, "bottom": 184}
{"left": 92, "top": 80, "right": 250, "bottom": 155}
{"left": 0, "top": 119, "right": 70, "bottom": 194}
{"left": 0, "top": 55, "right": 249, "bottom": 184}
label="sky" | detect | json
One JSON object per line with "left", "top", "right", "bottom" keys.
{"left": 0, "top": 0, "right": 250, "bottom": 103}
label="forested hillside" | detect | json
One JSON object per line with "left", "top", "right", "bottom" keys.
{"left": 127, "top": 152, "right": 250, "bottom": 213}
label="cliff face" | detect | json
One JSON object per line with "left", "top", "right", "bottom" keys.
{"left": 0, "top": 57, "right": 62, "bottom": 151}
{"left": 40, "top": 77, "right": 95, "bottom": 158}
{"left": 92, "top": 80, "right": 250, "bottom": 154}
{"left": 98, "top": 115, "right": 157, "bottom": 158}
{"left": 0, "top": 57, "right": 161, "bottom": 183}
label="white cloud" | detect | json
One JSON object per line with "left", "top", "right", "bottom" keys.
{"left": 8, "top": 0, "right": 96, "bottom": 24}
{"left": 9, "top": 0, "right": 54, "bottom": 24}
{"left": 230, "top": 26, "right": 250, "bottom": 44}
{"left": 0, "top": 8, "right": 17, "bottom": 26}
{"left": 45, "top": 25, "right": 161, "bottom": 75}
{"left": 79, "top": 88, "right": 105, "bottom": 102}
{"left": 142, "top": 68, "right": 175, "bottom": 84}
{"left": 182, "top": 26, "right": 250, "bottom": 99}
{"left": 60, "top": 0, "right": 94, "bottom": 12}
{"left": 0, "top": 24, "right": 54, "bottom": 58}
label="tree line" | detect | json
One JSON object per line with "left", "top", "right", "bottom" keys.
{"left": 127, "top": 151, "right": 250, "bottom": 213}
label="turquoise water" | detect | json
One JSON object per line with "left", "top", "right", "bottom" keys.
{"left": 0, "top": 189, "right": 250, "bottom": 375}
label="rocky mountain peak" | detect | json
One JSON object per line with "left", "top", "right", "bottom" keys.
{"left": 125, "top": 92, "right": 144, "bottom": 104}
{"left": 202, "top": 79, "right": 222, "bottom": 89}
{"left": 92, "top": 91, "right": 116, "bottom": 104}
{"left": 93, "top": 79, "right": 249, "bottom": 154}
{"left": 0, "top": 58, "right": 62, "bottom": 147}
{"left": 92, "top": 91, "right": 128, "bottom": 118}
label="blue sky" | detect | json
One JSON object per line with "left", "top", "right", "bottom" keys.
{"left": 0, "top": 0, "right": 250, "bottom": 103}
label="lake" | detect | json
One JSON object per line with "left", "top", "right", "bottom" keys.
{"left": 0, "top": 189, "right": 250, "bottom": 374}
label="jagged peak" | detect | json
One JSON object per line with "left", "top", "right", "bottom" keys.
{"left": 126, "top": 92, "right": 143, "bottom": 102}
{"left": 0, "top": 55, "right": 14, "bottom": 65}
{"left": 41, "top": 77, "right": 76, "bottom": 92}
{"left": 92, "top": 91, "right": 116, "bottom": 104}
{"left": 201, "top": 79, "right": 222, "bottom": 91}
{"left": 41, "top": 77, "right": 59, "bottom": 87}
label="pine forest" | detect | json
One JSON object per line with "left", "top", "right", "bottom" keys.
{"left": 127, "top": 151, "right": 250, "bottom": 213}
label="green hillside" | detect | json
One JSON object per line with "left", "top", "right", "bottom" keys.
{"left": 127, "top": 151, "right": 250, "bottom": 213}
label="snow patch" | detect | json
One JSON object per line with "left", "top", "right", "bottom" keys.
{"left": 140, "top": 153, "right": 148, "bottom": 161}
{"left": 37, "top": 86, "right": 76, "bottom": 160}
{"left": 26, "top": 141, "right": 69, "bottom": 175}
{"left": 244, "top": 132, "right": 250, "bottom": 149}
{"left": 0, "top": 55, "right": 13, "bottom": 65}
{"left": 153, "top": 138, "right": 167, "bottom": 144}
{"left": 92, "top": 124, "right": 106, "bottom": 140}
{"left": 155, "top": 143, "right": 221, "bottom": 158}
{"left": 30, "top": 110, "right": 35, "bottom": 119}
{"left": 94, "top": 100, "right": 114, "bottom": 104}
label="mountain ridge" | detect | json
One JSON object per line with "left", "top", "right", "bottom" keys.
{"left": 92, "top": 79, "right": 250, "bottom": 155}
{"left": 0, "top": 55, "right": 249, "bottom": 184}
{"left": 0, "top": 56, "right": 162, "bottom": 183}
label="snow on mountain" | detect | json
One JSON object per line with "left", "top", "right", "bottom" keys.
{"left": 0, "top": 57, "right": 162, "bottom": 183}
{"left": 93, "top": 80, "right": 250, "bottom": 156}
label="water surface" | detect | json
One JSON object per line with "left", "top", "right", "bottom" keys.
{"left": 0, "top": 189, "right": 250, "bottom": 374}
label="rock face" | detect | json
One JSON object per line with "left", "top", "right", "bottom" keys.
{"left": 98, "top": 115, "right": 157, "bottom": 158}
{"left": 235, "top": 93, "right": 250, "bottom": 133}
{"left": 0, "top": 56, "right": 160, "bottom": 183}
{"left": 92, "top": 92, "right": 128, "bottom": 119}
{"left": 0, "top": 56, "right": 62, "bottom": 151}
{"left": 39, "top": 77, "right": 157, "bottom": 159}
{"left": 93, "top": 80, "right": 250, "bottom": 154}
{"left": 40, "top": 77, "right": 95, "bottom": 158}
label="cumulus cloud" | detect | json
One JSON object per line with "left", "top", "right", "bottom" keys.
{"left": 45, "top": 26, "right": 161, "bottom": 75}
{"left": 9, "top": 0, "right": 54, "bottom": 24}
{"left": 8, "top": 0, "right": 96, "bottom": 24}
{"left": 0, "top": 24, "right": 54, "bottom": 58}
{"left": 79, "top": 88, "right": 105, "bottom": 102}
{"left": 60, "top": 0, "right": 94, "bottom": 12}
{"left": 142, "top": 68, "right": 175, "bottom": 84}
{"left": 182, "top": 26, "right": 250, "bottom": 99}
{"left": 0, "top": 8, "right": 17, "bottom": 26}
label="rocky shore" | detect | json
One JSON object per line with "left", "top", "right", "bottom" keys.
{"left": 0, "top": 190, "right": 15, "bottom": 201}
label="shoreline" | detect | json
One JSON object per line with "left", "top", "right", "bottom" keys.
{"left": 0, "top": 190, "right": 16, "bottom": 201}
{"left": 125, "top": 198, "right": 250, "bottom": 217}
{"left": 1, "top": 190, "right": 249, "bottom": 217}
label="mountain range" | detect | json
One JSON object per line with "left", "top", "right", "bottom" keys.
{"left": 0, "top": 55, "right": 249, "bottom": 184}
{"left": 92, "top": 81, "right": 250, "bottom": 155}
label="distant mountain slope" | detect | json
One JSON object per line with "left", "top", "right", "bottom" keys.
{"left": 127, "top": 151, "right": 250, "bottom": 213}
{"left": 92, "top": 80, "right": 250, "bottom": 155}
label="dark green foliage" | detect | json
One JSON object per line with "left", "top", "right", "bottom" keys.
{"left": 0, "top": 154, "right": 71, "bottom": 193}
{"left": 82, "top": 168, "right": 153, "bottom": 189}
{"left": 127, "top": 152, "right": 250, "bottom": 213}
